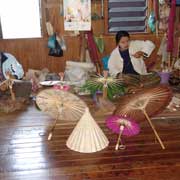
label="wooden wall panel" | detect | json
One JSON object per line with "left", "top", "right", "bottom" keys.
{"left": 0, "top": 0, "right": 162, "bottom": 73}
{"left": 0, "top": 37, "right": 80, "bottom": 73}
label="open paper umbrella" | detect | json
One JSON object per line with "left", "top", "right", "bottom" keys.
{"left": 82, "top": 72, "right": 125, "bottom": 101}
{"left": 117, "top": 73, "right": 144, "bottom": 91}
{"left": 106, "top": 115, "right": 140, "bottom": 150}
{"left": 138, "top": 72, "right": 160, "bottom": 88}
{"left": 119, "top": 73, "right": 161, "bottom": 94}
{"left": 114, "top": 85, "right": 172, "bottom": 149}
{"left": 36, "top": 89, "right": 87, "bottom": 140}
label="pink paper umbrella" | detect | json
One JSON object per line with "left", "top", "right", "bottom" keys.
{"left": 106, "top": 115, "right": 140, "bottom": 150}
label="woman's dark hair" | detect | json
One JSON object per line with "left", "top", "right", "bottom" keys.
{"left": 115, "top": 31, "right": 130, "bottom": 45}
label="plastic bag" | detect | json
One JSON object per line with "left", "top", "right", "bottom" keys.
{"left": 48, "top": 40, "right": 63, "bottom": 57}
{"left": 48, "top": 34, "right": 56, "bottom": 49}
{"left": 148, "top": 11, "right": 156, "bottom": 33}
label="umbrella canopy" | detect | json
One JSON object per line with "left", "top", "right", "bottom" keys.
{"left": 114, "top": 85, "right": 172, "bottom": 149}
{"left": 36, "top": 89, "right": 87, "bottom": 121}
{"left": 106, "top": 115, "right": 140, "bottom": 150}
{"left": 82, "top": 73, "right": 126, "bottom": 100}
{"left": 114, "top": 85, "right": 172, "bottom": 122}
{"left": 121, "top": 72, "right": 161, "bottom": 93}
{"left": 106, "top": 115, "right": 140, "bottom": 136}
{"left": 36, "top": 89, "right": 87, "bottom": 140}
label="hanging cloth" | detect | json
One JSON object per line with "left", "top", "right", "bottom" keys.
{"left": 167, "top": 0, "right": 176, "bottom": 52}
{"left": 154, "top": 0, "right": 159, "bottom": 20}
{"left": 173, "top": 23, "right": 180, "bottom": 57}
{"left": 94, "top": 35, "right": 105, "bottom": 54}
{"left": 153, "top": 0, "right": 159, "bottom": 35}
{"left": 85, "top": 30, "right": 101, "bottom": 73}
{"left": 85, "top": 31, "right": 99, "bottom": 64}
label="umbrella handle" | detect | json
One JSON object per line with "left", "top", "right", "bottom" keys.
{"left": 48, "top": 118, "right": 58, "bottom": 140}
{"left": 103, "top": 82, "right": 107, "bottom": 99}
{"left": 48, "top": 133, "right": 52, "bottom": 141}
{"left": 142, "top": 109, "right": 165, "bottom": 149}
{"left": 103, "top": 71, "right": 108, "bottom": 99}
{"left": 8, "top": 80, "right": 16, "bottom": 101}
{"left": 9, "top": 86, "right": 16, "bottom": 101}
{"left": 115, "top": 125, "right": 124, "bottom": 150}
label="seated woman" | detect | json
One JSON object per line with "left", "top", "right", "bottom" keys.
{"left": 108, "top": 31, "right": 155, "bottom": 77}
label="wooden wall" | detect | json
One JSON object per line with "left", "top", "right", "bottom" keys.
{"left": 0, "top": 0, "right": 162, "bottom": 73}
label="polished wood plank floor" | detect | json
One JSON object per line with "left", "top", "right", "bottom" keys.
{"left": 0, "top": 102, "right": 180, "bottom": 180}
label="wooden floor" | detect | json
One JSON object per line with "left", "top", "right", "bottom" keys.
{"left": 0, "top": 100, "right": 180, "bottom": 180}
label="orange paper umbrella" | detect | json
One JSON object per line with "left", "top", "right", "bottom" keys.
{"left": 114, "top": 85, "right": 172, "bottom": 149}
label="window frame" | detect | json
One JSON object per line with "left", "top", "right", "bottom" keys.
{"left": 0, "top": 0, "right": 43, "bottom": 40}
{"left": 104, "top": 0, "right": 153, "bottom": 35}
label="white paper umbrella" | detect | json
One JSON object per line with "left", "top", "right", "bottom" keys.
{"left": 36, "top": 89, "right": 87, "bottom": 140}
{"left": 66, "top": 108, "right": 109, "bottom": 153}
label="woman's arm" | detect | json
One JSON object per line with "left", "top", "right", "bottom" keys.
{"left": 132, "top": 51, "right": 145, "bottom": 58}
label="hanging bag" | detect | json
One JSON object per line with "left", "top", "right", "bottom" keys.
{"left": 48, "top": 38, "right": 63, "bottom": 57}
{"left": 48, "top": 33, "right": 63, "bottom": 57}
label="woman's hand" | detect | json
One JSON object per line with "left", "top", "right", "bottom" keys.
{"left": 132, "top": 51, "right": 144, "bottom": 58}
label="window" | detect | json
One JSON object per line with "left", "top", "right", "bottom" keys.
{"left": 107, "top": 0, "right": 147, "bottom": 33}
{"left": 0, "top": 0, "right": 42, "bottom": 39}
